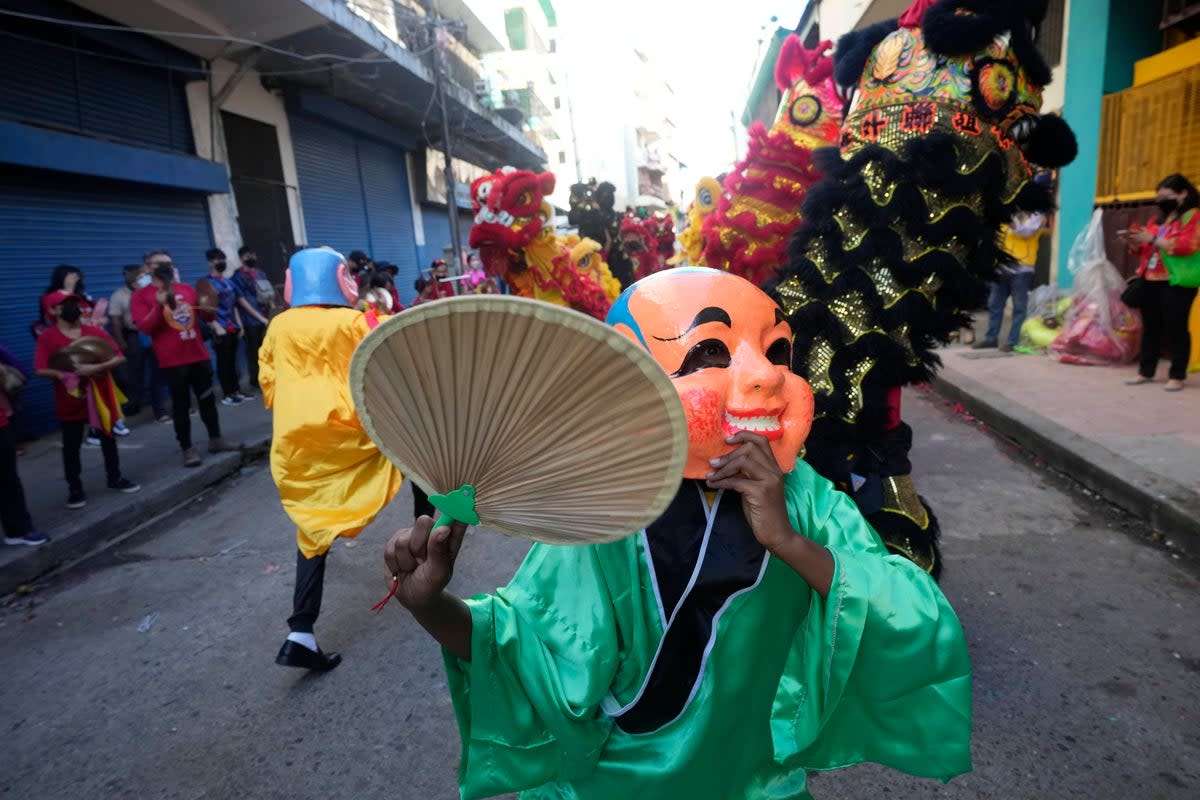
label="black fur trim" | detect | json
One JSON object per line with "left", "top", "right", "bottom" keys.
{"left": 833, "top": 19, "right": 900, "bottom": 88}
{"left": 1019, "top": 0, "right": 1050, "bottom": 24}
{"left": 922, "top": 0, "right": 1052, "bottom": 86}
{"left": 1007, "top": 23, "right": 1052, "bottom": 87}
{"left": 922, "top": 1, "right": 1005, "bottom": 56}
{"left": 1023, "top": 114, "right": 1078, "bottom": 169}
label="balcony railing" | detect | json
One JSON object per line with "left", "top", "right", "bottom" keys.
{"left": 1096, "top": 63, "right": 1200, "bottom": 203}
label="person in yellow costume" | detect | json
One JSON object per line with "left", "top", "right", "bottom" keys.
{"left": 261, "top": 246, "right": 403, "bottom": 672}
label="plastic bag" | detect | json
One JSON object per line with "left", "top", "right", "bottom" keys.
{"left": 1018, "top": 286, "right": 1068, "bottom": 353}
{"left": 1049, "top": 209, "right": 1141, "bottom": 365}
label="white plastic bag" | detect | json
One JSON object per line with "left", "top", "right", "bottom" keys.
{"left": 1050, "top": 209, "right": 1141, "bottom": 365}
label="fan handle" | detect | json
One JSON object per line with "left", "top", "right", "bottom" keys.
{"left": 429, "top": 484, "right": 481, "bottom": 531}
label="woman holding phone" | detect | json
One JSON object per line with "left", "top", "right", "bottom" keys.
{"left": 1121, "top": 174, "right": 1200, "bottom": 391}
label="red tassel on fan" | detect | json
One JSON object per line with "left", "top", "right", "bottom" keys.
{"left": 370, "top": 576, "right": 399, "bottom": 613}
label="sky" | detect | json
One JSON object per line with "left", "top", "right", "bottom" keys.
{"left": 556, "top": 0, "right": 797, "bottom": 192}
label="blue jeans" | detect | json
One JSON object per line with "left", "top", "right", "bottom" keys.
{"left": 985, "top": 270, "right": 1034, "bottom": 346}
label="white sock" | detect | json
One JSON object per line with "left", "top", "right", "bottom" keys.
{"left": 287, "top": 632, "right": 318, "bottom": 652}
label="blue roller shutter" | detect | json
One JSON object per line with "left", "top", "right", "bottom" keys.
{"left": 418, "top": 206, "right": 473, "bottom": 299}
{"left": 0, "top": 14, "right": 196, "bottom": 155}
{"left": 0, "top": 168, "right": 212, "bottom": 437}
{"left": 357, "top": 140, "right": 419, "bottom": 298}
{"left": 290, "top": 113, "right": 420, "bottom": 301}
{"left": 290, "top": 116, "right": 370, "bottom": 254}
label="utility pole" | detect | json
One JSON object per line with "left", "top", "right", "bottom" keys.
{"left": 432, "top": 18, "right": 465, "bottom": 274}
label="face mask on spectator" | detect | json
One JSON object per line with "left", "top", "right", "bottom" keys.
{"left": 59, "top": 305, "right": 82, "bottom": 323}
{"left": 213, "top": 261, "right": 227, "bottom": 270}
{"left": 136, "top": 274, "right": 152, "bottom": 288}
{"left": 243, "top": 257, "right": 258, "bottom": 267}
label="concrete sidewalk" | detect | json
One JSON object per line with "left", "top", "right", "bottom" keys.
{"left": 1, "top": 400, "right": 273, "bottom": 596}
{"left": 933, "top": 339, "right": 1200, "bottom": 557}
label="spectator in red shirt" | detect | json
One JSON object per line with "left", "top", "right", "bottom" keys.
{"left": 34, "top": 292, "right": 140, "bottom": 509}
{"left": 132, "top": 262, "right": 237, "bottom": 467}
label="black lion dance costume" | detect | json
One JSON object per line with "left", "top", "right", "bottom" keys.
{"left": 766, "top": 0, "right": 1077, "bottom": 577}
{"left": 569, "top": 179, "right": 635, "bottom": 288}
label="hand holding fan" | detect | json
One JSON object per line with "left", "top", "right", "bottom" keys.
{"left": 349, "top": 295, "right": 688, "bottom": 548}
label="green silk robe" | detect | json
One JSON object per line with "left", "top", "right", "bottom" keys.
{"left": 444, "top": 462, "right": 972, "bottom": 799}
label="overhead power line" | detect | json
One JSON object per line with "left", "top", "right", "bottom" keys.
{"left": 0, "top": 7, "right": 394, "bottom": 65}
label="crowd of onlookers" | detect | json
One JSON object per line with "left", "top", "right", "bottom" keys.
{"left": 0, "top": 246, "right": 274, "bottom": 548}
{"left": 1, "top": 245, "right": 500, "bottom": 550}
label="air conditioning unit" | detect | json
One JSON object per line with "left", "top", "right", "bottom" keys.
{"left": 473, "top": 79, "right": 490, "bottom": 100}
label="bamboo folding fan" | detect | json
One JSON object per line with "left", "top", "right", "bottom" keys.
{"left": 350, "top": 295, "right": 688, "bottom": 545}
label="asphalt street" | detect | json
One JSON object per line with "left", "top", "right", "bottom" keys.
{"left": 1, "top": 388, "right": 1197, "bottom": 800}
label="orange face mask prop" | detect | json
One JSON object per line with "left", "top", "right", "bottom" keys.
{"left": 608, "top": 268, "right": 814, "bottom": 477}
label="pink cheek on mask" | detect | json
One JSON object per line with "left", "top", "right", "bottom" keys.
{"left": 679, "top": 387, "right": 723, "bottom": 450}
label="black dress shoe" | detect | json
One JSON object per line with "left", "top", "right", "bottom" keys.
{"left": 276, "top": 640, "right": 342, "bottom": 671}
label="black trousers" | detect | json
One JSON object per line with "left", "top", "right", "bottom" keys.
{"left": 1138, "top": 281, "right": 1198, "bottom": 381}
{"left": 163, "top": 361, "right": 221, "bottom": 450}
{"left": 0, "top": 425, "right": 33, "bottom": 538}
{"left": 114, "top": 329, "right": 144, "bottom": 414}
{"left": 212, "top": 334, "right": 240, "bottom": 397}
{"left": 62, "top": 419, "right": 120, "bottom": 492}
{"left": 288, "top": 550, "right": 327, "bottom": 633}
{"left": 242, "top": 324, "right": 266, "bottom": 389}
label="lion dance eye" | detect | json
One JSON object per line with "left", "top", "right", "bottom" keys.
{"left": 578, "top": 254, "right": 592, "bottom": 269}
{"left": 699, "top": 188, "right": 713, "bottom": 207}
{"left": 973, "top": 58, "right": 1018, "bottom": 116}
{"left": 788, "top": 94, "right": 823, "bottom": 127}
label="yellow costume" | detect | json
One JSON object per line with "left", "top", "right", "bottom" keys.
{"left": 671, "top": 175, "right": 721, "bottom": 266}
{"left": 260, "top": 306, "right": 402, "bottom": 557}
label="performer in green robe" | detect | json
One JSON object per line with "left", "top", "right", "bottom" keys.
{"left": 383, "top": 269, "right": 972, "bottom": 799}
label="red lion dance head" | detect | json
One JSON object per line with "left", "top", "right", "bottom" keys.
{"left": 700, "top": 38, "right": 844, "bottom": 285}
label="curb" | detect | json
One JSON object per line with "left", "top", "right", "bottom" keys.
{"left": 0, "top": 438, "right": 271, "bottom": 598}
{"left": 932, "top": 366, "right": 1200, "bottom": 557}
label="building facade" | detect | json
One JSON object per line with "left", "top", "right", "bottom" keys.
{"left": 0, "top": 0, "right": 543, "bottom": 436}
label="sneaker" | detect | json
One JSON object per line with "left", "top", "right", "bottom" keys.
{"left": 113, "top": 420, "right": 131, "bottom": 437}
{"left": 66, "top": 490, "right": 87, "bottom": 509}
{"left": 208, "top": 438, "right": 241, "bottom": 454}
{"left": 4, "top": 531, "right": 49, "bottom": 547}
{"left": 84, "top": 434, "right": 101, "bottom": 447}
{"left": 108, "top": 477, "right": 141, "bottom": 493}
{"left": 232, "top": 392, "right": 250, "bottom": 404}
{"left": 183, "top": 448, "right": 202, "bottom": 468}
{"left": 239, "top": 389, "right": 255, "bottom": 400}
{"left": 157, "top": 414, "right": 173, "bottom": 424}
{"left": 971, "top": 339, "right": 998, "bottom": 350}
{"left": 999, "top": 343, "right": 1014, "bottom": 353}
{"left": 221, "top": 396, "right": 239, "bottom": 406}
